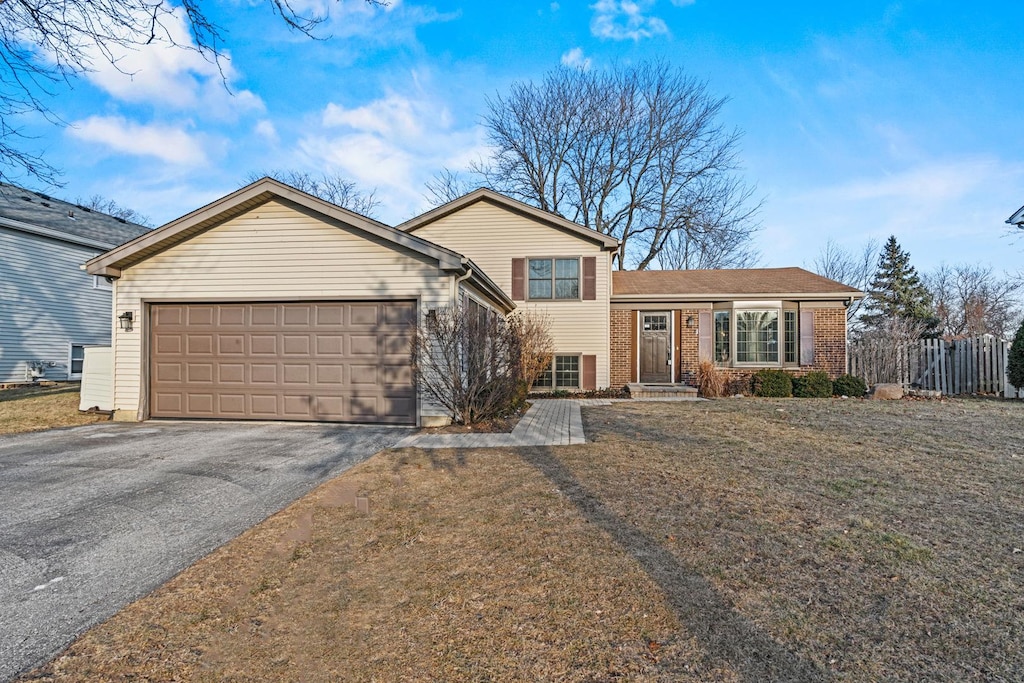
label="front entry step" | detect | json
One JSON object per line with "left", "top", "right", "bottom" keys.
{"left": 626, "top": 383, "right": 699, "bottom": 399}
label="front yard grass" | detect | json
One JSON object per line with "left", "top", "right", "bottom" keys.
{"left": 0, "top": 384, "right": 108, "bottom": 435}
{"left": 23, "top": 397, "right": 1024, "bottom": 682}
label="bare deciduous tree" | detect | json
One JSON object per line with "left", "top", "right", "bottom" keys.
{"left": 412, "top": 307, "right": 552, "bottom": 425}
{"left": 811, "top": 238, "right": 879, "bottom": 324}
{"left": 246, "top": 170, "right": 380, "bottom": 218}
{"left": 424, "top": 168, "right": 477, "bottom": 207}
{"left": 75, "top": 194, "right": 151, "bottom": 226}
{"left": 477, "top": 61, "right": 761, "bottom": 270}
{"left": 925, "top": 264, "right": 1022, "bottom": 339}
{"left": 1, "top": 0, "right": 378, "bottom": 184}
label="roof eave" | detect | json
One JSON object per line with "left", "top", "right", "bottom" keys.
{"left": 610, "top": 291, "right": 865, "bottom": 302}
{"left": 1006, "top": 205, "right": 1024, "bottom": 225}
{"left": 2, "top": 216, "right": 116, "bottom": 251}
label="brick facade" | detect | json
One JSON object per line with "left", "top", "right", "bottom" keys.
{"left": 610, "top": 309, "right": 633, "bottom": 388}
{"left": 609, "top": 305, "right": 849, "bottom": 390}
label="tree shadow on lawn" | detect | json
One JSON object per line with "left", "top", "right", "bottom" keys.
{"left": 519, "top": 445, "right": 829, "bottom": 683}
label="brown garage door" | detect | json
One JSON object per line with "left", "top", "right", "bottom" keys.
{"left": 150, "top": 302, "right": 416, "bottom": 424}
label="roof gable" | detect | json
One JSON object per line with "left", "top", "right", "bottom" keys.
{"left": 85, "top": 177, "right": 468, "bottom": 277}
{"left": 399, "top": 188, "right": 620, "bottom": 251}
{"left": 612, "top": 267, "right": 863, "bottom": 300}
{"left": 0, "top": 182, "right": 149, "bottom": 249}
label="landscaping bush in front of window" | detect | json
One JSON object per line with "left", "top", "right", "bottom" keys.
{"left": 753, "top": 368, "right": 793, "bottom": 397}
{"left": 793, "top": 371, "right": 833, "bottom": 398}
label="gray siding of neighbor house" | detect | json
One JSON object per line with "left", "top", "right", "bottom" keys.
{"left": 0, "top": 227, "right": 113, "bottom": 382}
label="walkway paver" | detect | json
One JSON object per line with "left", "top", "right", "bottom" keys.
{"left": 396, "top": 396, "right": 704, "bottom": 449}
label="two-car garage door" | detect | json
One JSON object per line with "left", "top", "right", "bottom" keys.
{"left": 150, "top": 301, "right": 416, "bottom": 424}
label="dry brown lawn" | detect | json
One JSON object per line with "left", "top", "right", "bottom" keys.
{"left": 0, "top": 385, "right": 109, "bottom": 435}
{"left": 21, "top": 397, "right": 1024, "bottom": 682}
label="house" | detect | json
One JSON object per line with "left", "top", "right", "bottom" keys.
{"left": 0, "top": 183, "right": 149, "bottom": 383}
{"left": 85, "top": 179, "right": 861, "bottom": 426}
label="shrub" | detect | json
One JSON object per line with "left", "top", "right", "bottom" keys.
{"left": 752, "top": 368, "right": 793, "bottom": 397}
{"left": 696, "top": 359, "right": 726, "bottom": 398}
{"left": 794, "top": 371, "right": 833, "bottom": 398}
{"left": 1009, "top": 318, "right": 1024, "bottom": 391}
{"left": 725, "top": 375, "right": 752, "bottom": 396}
{"left": 833, "top": 374, "right": 868, "bottom": 398}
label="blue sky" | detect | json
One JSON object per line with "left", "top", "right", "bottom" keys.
{"left": 12, "top": 0, "right": 1024, "bottom": 275}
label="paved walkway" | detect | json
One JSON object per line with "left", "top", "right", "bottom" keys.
{"left": 396, "top": 396, "right": 703, "bottom": 449}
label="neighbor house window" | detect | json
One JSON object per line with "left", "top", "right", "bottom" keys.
{"left": 533, "top": 354, "right": 580, "bottom": 390}
{"left": 92, "top": 275, "right": 112, "bottom": 291}
{"left": 69, "top": 344, "right": 85, "bottom": 379}
{"left": 528, "top": 258, "right": 579, "bottom": 300}
{"left": 736, "top": 310, "right": 779, "bottom": 364}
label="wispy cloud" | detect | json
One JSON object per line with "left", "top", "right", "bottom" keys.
{"left": 69, "top": 116, "right": 207, "bottom": 165}
{"left": 561, "top": 47, "right": 592, "bottom": 70}
{"left": 67, "top": 5, "right": 262, "bottom": 117}
{"left": 590, "top": 0, "right": 669, "bottom": 41}
{"left": 298, "top": 83, "right": 487, "bottom": 222}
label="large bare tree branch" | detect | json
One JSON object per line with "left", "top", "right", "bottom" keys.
{"left": 476, "top": 61, "right": 761, "bottom": 270}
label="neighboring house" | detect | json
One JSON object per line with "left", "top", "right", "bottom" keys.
{"left": 84, "top": 179, "right": 512, "bottom": 426}
{"left": 1006, "top": 205, "right": 1024, "bottom": 228}
{"left": 0, "top": 183, "right": 149, "bottom": 383}
{"left": 85, "top": 178, "right": 861, "bottom": 426}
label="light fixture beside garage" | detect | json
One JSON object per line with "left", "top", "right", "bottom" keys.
{"left": 117, "top": 311, "right": 134, "bottom": 332}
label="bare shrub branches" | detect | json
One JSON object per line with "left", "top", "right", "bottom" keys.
{"left": 412, "top": 307, "right": 552, "bottom": 425}
{"left": 477, "top": 61, "right": 761, "bottom": 270}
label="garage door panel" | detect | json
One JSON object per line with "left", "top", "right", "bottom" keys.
{"left": 251, "top": 335, "right": 277, "bottom": 354}
{"left": 220, "top": 363, "right": 247, "bottom": 383}
{"left": 249, "top": 364, "right": 276, "bottom": 383}
{"left": 151, "top": 302, "right": 415, "bottom": 424}
{"left": 187, "top": 335, "right": 214, "bottom": 355}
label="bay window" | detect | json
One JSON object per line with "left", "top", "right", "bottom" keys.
{"left": 713, "top": 304, "right": 799, "bottom": 367}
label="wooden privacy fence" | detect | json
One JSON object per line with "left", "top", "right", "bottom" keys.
{"left": 848, "top": 335, "right": 1023, "bottom": 398}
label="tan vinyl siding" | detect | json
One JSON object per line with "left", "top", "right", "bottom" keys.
{"left": 411, "top": 201, "right": 612, "bottom": 388}
{"left": 113, "top": 200, "right": 453, "bottom": 420}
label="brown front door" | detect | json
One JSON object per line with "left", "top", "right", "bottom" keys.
{"left": 150, "top": 301, "right": 416, "bottom": 424}
{"left": 640, "top": 312, "right": 671, "bottom": 383}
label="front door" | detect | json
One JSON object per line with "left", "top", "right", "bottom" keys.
{"left": 640, "top": 312, "right": 671, "bottom": 383}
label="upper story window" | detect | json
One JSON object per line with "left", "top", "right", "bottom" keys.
{"left": 93, "top": 275, "right": 112, "bottom": 291}
{"left": 528, "top": 258, "right": 579, "bottom": 300}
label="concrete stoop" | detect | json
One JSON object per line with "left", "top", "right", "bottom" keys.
{"left": 626, "top": 383, "right": 699, "bottom": 399}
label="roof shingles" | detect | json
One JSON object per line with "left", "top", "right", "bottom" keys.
{"left": 612, "top": 267, "right": 861, "bottom": 297}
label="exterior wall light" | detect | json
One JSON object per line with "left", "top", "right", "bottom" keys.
{"left": 118, "top": 311, "right": 134, "bottom": 331}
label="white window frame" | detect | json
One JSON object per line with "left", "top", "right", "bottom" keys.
{"left": 67, "top": 343, "right": 86, "bottom": 380}
{"left": 92, "top": 275, "right": 112, "bottom": 291}
{"left": 712, "top": 302, "right": 800, "bottom": 368}
{"left": 527, "top": 257, "right": 581, "bottom": 301}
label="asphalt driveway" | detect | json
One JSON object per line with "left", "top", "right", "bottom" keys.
{"left": 0, "top": 420, "right": 407, "bottom": 682}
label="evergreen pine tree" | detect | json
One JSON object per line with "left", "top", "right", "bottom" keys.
{"left": 1008, "top": 318, "right": 1024, "bottom": 390}
{"left": 860, "top": 236, "right": 938, "bottom": 336}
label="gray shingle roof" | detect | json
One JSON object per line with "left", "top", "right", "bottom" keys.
{"left": 0, "top": 182, "right": 150, "bottom": 248}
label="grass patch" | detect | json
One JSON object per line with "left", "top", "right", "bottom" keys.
{"left": 0, "top": 384, "right": 109, "bottom": 435}
{"left": 21, "top": 397, "right": 1024, "bottom": 682}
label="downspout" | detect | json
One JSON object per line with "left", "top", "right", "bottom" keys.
{"left": 451, "top": 264, "right": 473, "bottom": 307}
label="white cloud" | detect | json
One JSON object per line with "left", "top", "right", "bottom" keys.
{"left": 69, "top": 5, "right": 262, "bottom": 116}
{"left": 69, "top": 116, "right": 207, "bottom": 165}
{"left": 760, "top": 156, "right": 1024, "bottom": 273}
{"left": 590, "top": 0, "right": 670, "bottom": 41}
{"left": 298, "top": 87, "right": 487, "bottom": 222}
{"left": 288, "top": 0, "right": 458, "bottom": 44}
{"left": 561, "top": 47, "right": 592, "bottom": 70}
{"left": 254, "top": 120, "right": 279, "bottom": 143}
